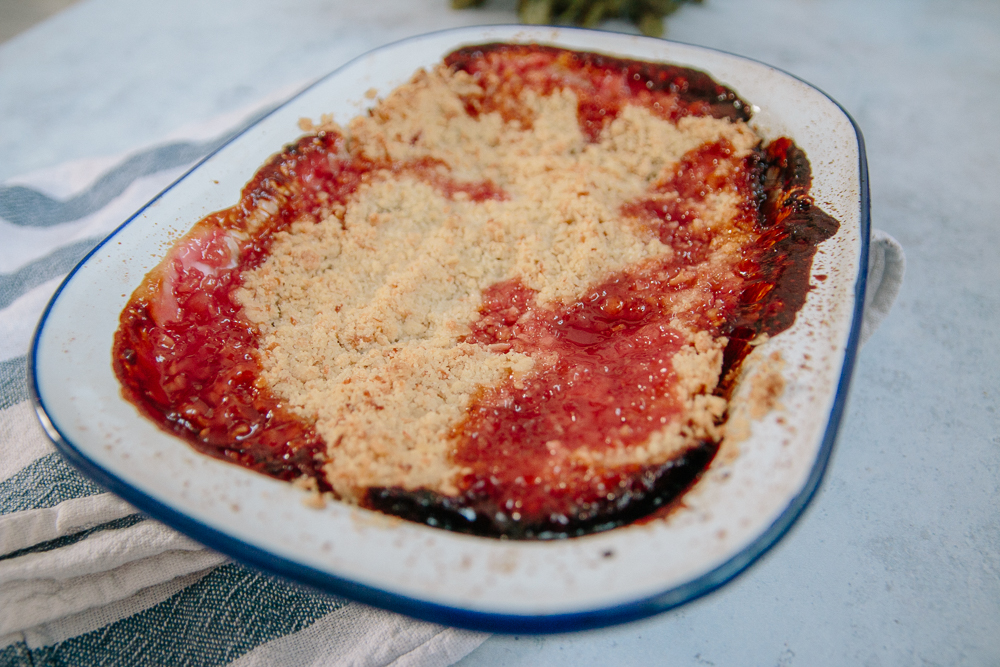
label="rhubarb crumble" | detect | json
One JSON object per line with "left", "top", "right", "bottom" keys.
{"left": 113, "top": 44, "right": 839, "bottom": 539}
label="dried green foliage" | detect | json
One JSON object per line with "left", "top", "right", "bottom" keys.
{"left": 451, "top": 0, "right": 703, "bottom": 37}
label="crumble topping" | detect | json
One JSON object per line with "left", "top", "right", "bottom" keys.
{"left": 236, "top": 65, "right": 758, "bottom": 500}
{"left": 113, "top": 44, "right": 839, "bottom": 538}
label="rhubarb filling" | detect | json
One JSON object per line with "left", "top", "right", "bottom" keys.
{"left": 113, "top": 44, "right": 838, "bottom": 539}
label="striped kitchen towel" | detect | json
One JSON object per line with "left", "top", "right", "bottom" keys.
{"left": 0, "top": 92, "right": 487, "bottom": 667}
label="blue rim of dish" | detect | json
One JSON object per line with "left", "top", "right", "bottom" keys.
{"left": 28, "top": 26, "right": 870, "bottom": 634}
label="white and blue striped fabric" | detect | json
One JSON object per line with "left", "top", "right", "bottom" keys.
{"left": 0, "top": 97, "right": 487, "bottom": 667}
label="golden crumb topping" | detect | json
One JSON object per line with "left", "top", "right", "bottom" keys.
{"left": 236, "top": 66, "right": 760, "bottom": 499}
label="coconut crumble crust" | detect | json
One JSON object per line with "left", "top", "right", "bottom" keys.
{"left": 235, "top": 65, "right": 761, "bottom": 500}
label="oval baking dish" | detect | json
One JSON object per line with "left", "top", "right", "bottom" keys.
{"left": 30, "top": 25, "right": 868, "bottom": 633}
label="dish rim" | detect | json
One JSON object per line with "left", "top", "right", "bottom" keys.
{"left": 28, "top": 25, "right": 870, "bottom": 633}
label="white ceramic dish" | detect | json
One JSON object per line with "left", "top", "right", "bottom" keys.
{"left": 30, "top": 25, "right": 868, "bottom": 632}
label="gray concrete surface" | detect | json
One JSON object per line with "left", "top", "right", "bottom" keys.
{"left": 0, "top": 0, "right": 79, "bottom": 44}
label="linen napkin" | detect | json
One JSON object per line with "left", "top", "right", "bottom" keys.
{"left": 0, "top": 92, "right": 488, "bottom": 667}
{"left": 0, "top": 87, "right": 904, "bottom": 666}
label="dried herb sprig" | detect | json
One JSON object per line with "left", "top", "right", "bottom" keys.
{"left": 451, "top": 0, "right": 703, "bottom": 37}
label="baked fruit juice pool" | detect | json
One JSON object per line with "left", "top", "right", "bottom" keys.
{"left": 113, "top": 44, "right": 838, "bottom": 539}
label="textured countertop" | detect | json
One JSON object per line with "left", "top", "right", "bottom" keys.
{"left": 2, "top": 0, "right": 997, "bottom": 664}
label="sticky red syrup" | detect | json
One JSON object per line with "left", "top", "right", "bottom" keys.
{"left": 445, "top": 43, "right": 750, "bottom": 142}
{"left": 113, "top": 45, "right": 838, "bottom": 539}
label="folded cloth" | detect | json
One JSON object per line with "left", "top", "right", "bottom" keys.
{"left": 0, "top": 87, "right": 904, "bottom": 666}
{"left": 861, "top": 229, "right": 906, "bottom": 346}
{"left": 0, "top": 93, "right": 488, "bottom": 667}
